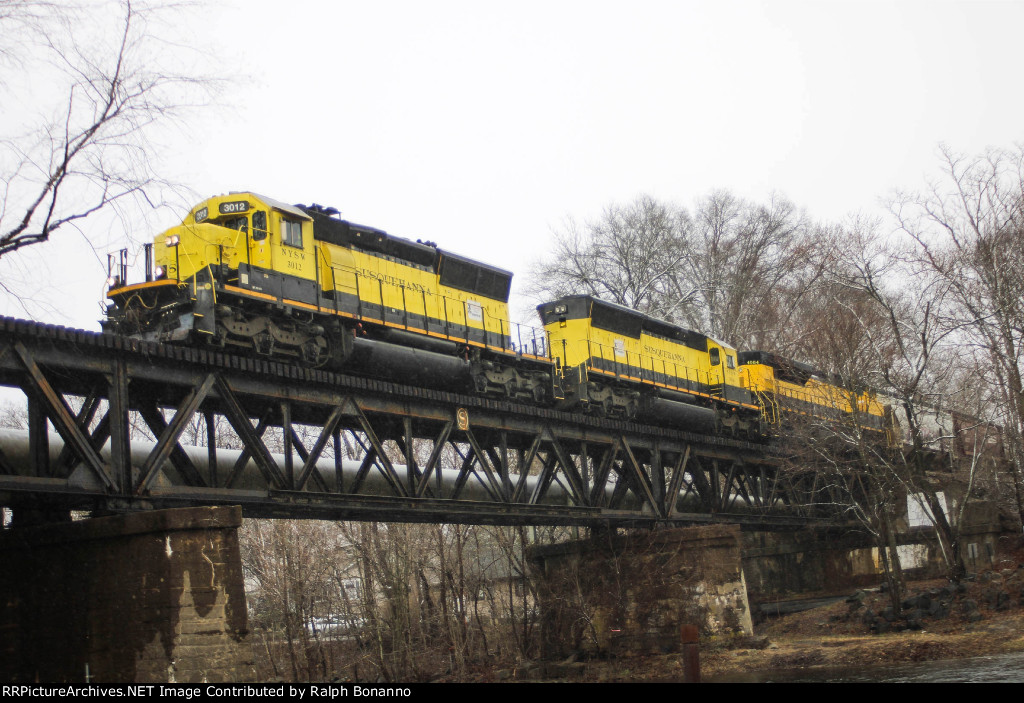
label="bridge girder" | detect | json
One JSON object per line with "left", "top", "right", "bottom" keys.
{"left": 0, "top": 317, "right": 829, "bottom": 529}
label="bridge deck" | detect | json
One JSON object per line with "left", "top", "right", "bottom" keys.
{"left": 0, "top": 317, "right": 827, "bottom": 528}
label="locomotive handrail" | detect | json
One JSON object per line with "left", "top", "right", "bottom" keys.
{"left": 583, "top": 338, "right": 716, "bottom": 396}
{"left": 194, "top": 226, "right": 248, "bottom": 269}
{"left": 313, "top": 260, "right": 548, "bottom": 358}
{"left": 517, "top": 322, "right": 549, "bottom": 357}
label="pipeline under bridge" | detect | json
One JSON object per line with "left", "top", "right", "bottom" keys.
{"left": 0, "top": 316, "right": 837, "bottom": 528}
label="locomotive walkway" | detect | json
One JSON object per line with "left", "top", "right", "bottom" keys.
{"left": 0, "top": 316, "right": 830, "bottom": 529}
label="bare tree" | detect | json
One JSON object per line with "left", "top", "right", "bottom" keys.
{"left": 677, "top": 190, "right": 817, "bottom": 348}
{"left": 0, "top": 0, "right": 216, "bottom": 266}
{"left": 775, "top": 242, "right": 912, "bottom": 611}
{"left": 529, "top": 190, "right": 817, "bottom": 349}
{"left": 813, "top": 218, "right": 975, "bottom": 582}
{"left": 529, "top": 194, "right": 688, "bottom": 316}
{"left": 892, "top": 144, "right": 1024, "bottom": 525}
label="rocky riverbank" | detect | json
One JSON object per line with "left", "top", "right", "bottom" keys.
{"left": 701, "top": 570, "right": 1024, "bottom": 681}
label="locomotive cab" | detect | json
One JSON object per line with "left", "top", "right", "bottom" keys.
{"left": 105, "top": 192, "right": 327, "bottom": 359}
{"left": 150, "top": 193, "right": 315, "bottom": 284}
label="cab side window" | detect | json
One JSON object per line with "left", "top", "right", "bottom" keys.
{"left": 282, "top": 219, "right": 302, "bottom": 248}
{"left": 709, "top": 348, "right": 720, "bottom": 366}
{"left": 252, "top": 211, "right": 268, "bottom": 241}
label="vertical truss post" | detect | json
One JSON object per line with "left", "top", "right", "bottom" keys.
{"left": 333, "top": 426, "right": 343, "bottom": 493}
{"left": 0, "top": 444, "right": 14, "bottom": 475}
{"left": 27, "top": 393, "right": 49, "bottom": 478}
{"left": 580, "top": 441, "right": 591, "bottom": 493}
{"left": 107, "top": 360, "right": 131, "bottom": 494}
{"left": 281, "top": 402, "right": 294, "bottom": 490}
{"left": 403, "top": 417, "right": 420, "bottom": 495}
{"left": 651, "top": 442, "right": 666, "bottom": 511}
{"left": 205, "top": 411, "right": 217, "bottom": 487}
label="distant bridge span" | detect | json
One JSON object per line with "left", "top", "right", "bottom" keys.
{"left": 0, "top": 316, "right": 830, "bottom": 529}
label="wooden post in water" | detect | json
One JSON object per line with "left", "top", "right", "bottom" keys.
{"left": 681, "top": 624, "right": 701, "bottom": 683}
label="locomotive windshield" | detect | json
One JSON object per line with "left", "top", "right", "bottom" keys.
{"left": 221, "top": 216, "right": 248, "bottom": 232}
{"left": 206, "top": 210, "right": 268, "bottom": 240}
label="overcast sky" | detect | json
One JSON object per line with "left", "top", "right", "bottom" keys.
{"left": 3, "top": 0, "right": 1023, "bottom": 327}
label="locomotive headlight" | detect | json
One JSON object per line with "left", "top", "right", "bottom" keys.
{"left": 106, "top": 276, "right": 117, "bottom": 288}
{"left": 165, "top": 234, "right": 180, "bottom": 247}
{"left": 554, "top": 305, "right": 567, "bottom": 314}
{"left": 155, "top": 265, "right": 165, "bottom": 278}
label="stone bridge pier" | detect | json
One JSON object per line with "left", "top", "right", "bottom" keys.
{"left": 529, "top": 524, "right": 754, "bottom": 658}
{"left": 0, "top": 506, "right": 255, "bottom": 683}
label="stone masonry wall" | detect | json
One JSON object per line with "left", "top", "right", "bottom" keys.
{"left": 741, "top": 523, "right": 1001, "bottom": 602}
{"left": 529, "top": 524, "right": 752, "bottom": 659}
{"left": 0, "top": 506, "right": 255, "bottom": 683}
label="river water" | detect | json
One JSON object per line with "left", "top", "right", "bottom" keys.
{"left": 706, "top": 650, "right": 1024, "bottom": 682}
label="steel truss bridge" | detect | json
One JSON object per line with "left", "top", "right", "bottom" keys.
{"left": 0, "top": 317, "right": 835, "bottom": 529}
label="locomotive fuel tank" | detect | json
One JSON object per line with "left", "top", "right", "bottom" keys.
{"left": 637, "top": 397, "right": 718, "bottom": 433}
{"left": 346, "top": 336, "right": 474, "bottom": 392}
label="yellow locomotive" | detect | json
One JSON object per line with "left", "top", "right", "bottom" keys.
{"left": 737, "top": 351, "right": 887, "bottom": 431}
{"left": 105, "top": 192, "right": 889, "bottom": 440}
{"left": 536, "top": 295, "right": 886, "bottom": 438}
{"left": 104, "top": 192, "right": 552, "bottom": 399}
{"left": 537, "top": 295, "right": 759, "bottom": 434}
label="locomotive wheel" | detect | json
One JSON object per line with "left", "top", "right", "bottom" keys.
{"left": 301, "top": 338, "right": 328, "bottom": 367}
{"left": 532, "top": 384, "right": 547, "bottom": 404}
{"left": 253, "top": 331, "right": 274, "bottom": 356}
